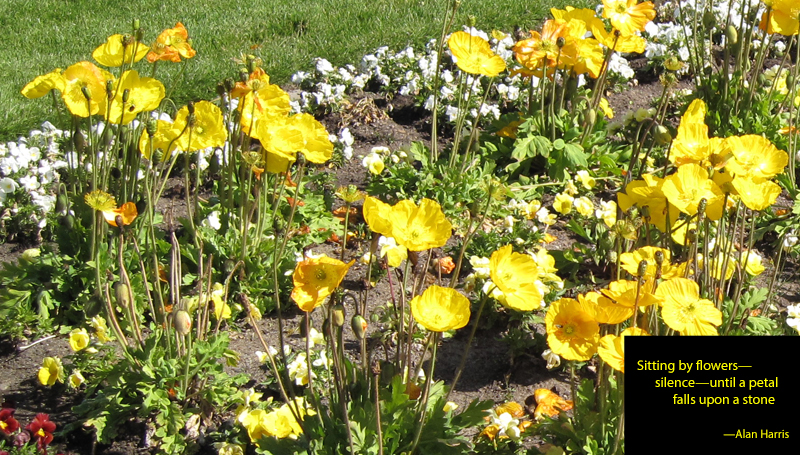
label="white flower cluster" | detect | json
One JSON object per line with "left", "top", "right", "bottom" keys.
{"left": 0, "top": 122, "right": 69, "bottom": 229}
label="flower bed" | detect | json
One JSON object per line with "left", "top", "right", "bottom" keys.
{"left": 2, "top": 1, "right": 800, "bottom": 454}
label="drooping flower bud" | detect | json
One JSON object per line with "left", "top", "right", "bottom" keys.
{"left": 174, "top": 310, "right": 192, "bottom": 335}
{"left": 332, "top": 304, "right": 345, "bottom": 327}
{"left": 352, "top": 315, "right": 367, "bottom": 340}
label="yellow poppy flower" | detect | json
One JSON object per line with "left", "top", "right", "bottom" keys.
{"left": 671, "top": 123, "right": 710, "bottom": 166}
{"left": 62, "top": 61, "right": 112, "bottom": 117}
{"left": 362, "top": 196, "right": 394, "bottom": 239}
{"left": 291, "top": 255, "right": 354, "bottom": 312}
{"left": 173, "top": 101, "right": 228, "bottom": 152}
{"left": 378, "top": 236, "right": 408, "bottom": 268}
{"left": 601, "top": 279, "right": 663, "bottom": 308}
{"left": 264, "top": 149, "right": 295, "bottom": 174}
{"left": 490, "top": 245, "right": 544, "bottom": 312}
{"left": 696, "top": 253, "right": 735, "bottom": 281}
{"left": 388, "top": 198, "right": 452, "bottom": 251}
{"left": 68, "top": 328, "right": 90, "bottom": 352}
{"left": 105, "top": 70, "right": 165, "bottom": 125}
{"left": 655, "top": 278, "right": 722, "bottom": 336}
{"left": 602, "top": 0, "right": 657, "bottom": 36}
{"left": 514, "top": 20, "right": 578, "bottom": 71}
{"left": 617, "top": 174, "right": 679, "bottom": 232}
{"left": 760, "top": 0, "right": 800, "bottom": 36}
{"left": 578, "top": 291, "right": 632, "bottom": 325}
{"left": 289, "top": 113, "right": 334, "bottom": 163}
{"left": 661, "top": 163, "right": 725, "bottom": 220}
{"left": 590, "top": 23, "right": 647, "bottom": 53}
{"left": 681, "top": 99, "right": 706, "bottom": 124}
{"left": 147, "top": 22, "right": 196, "bottom": 63}
{"left": 545, "top": 298, "right": 599, "bottom": 361}
{"left": 724, "top": 135, "right": 788, "bottom": 180}
{"left": 92, "top": 34, "right": 149, "bottom": 67}
{"left": 21, "top": 69, "right": 65, "bottom": 99}
{"left": 38, "top": 356, "right": 64, "bottom": 386}
{"left": 447, "top": 31, "right": 506, "bottom": 77}
{"left": 84, "top": 190, "right": 139, "bottom": 227}
{"left": 231, "top": 67, "right": 271, "bottom": 100}
{"left": 550, "top": 7, "right": 605, "bottom": 36}
{"left": 239, "top": 84, "right": 291, "bottom": 139}
{"left": 139, "top": 119, "right": 181, "bottom": 159}
{"left": 597, "top": 327, "right": 647, "bottom": 373}
{"left": 619, "top": 246, "right": 681, "bottom": 279}
{"left": 410, "top": 285, "right": 471, "bottom": 332}
{"left": 730, "top": 176, "right": 781, "bottom": 211}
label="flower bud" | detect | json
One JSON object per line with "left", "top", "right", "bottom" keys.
{"left": 352, "top": 315, "right": 367, "bottom": 340}
{"left": 702, "top": 10, "right": 716, "bottom": 29}
{"left": 637, "top": 260, "right": 648, "bottom": 277}
{"left": 122, "top": 88, "right": 130, "bottom": 103}
{"left": 81, "top": 85, "right": 92, "bottom": 101}
{"left": 332, "top": 304, "right": 345, "bottom": 327}
{"left": 135, "top": 199, "right": 147, "bottom": 215}
{"left": 106, "top": 80, "right": 114, "bottom": 98}
{"left": 21, "top": 248, "right": 41, "bottom": 263}
{"left": 152, "top": 148, "right": 164, "bottom": 165}
{"left": 187, "top": 100, "right": 195, "bottom": 115}
{"left": 725, "top": 25, "right": 738, "bottom": 47}
{"left": 133, "top": 19, "right": 140, "bottom": 31}
{"left": 113, "top": 282, "right": 131, "bottom": 308}
{"left": 697, "top": 198, "right": 707, "bottom": 217}
{"left": 73, "top": 129, "right": 86, "bottom": 153}
{"left": 59, "top": 213, "right": 75, "bottom": 230}
{"left": 56, "top": 193, "right": 68, "bottom": 215}
{"left": 654, "top": 250, "right": 665, "bottom": 267}
{"left": 224, "top": 77, "right": 236, "bottom": 92}
{"left": 111, "top": 167, "right": 122, "bottom": 179}
{"left": 174, "top": 310, "right": 192, "bottom": 335}
{"left": 135, "top": 27, "right": 144, "bottom": 43}
{"left": 584, "top": 108, "right": 597, "bottom": 126}
{"left": 654, "top": 125, "right": 672, "bottom": 145}
{"left": 556, "top": 37, "right": 565, "bottom": 48}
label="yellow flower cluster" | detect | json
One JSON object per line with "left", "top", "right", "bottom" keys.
{"left": 241, "top": 398, "right": 314, "bottom": 444}
{"left": 234, "top": 66, "right": 333, "bottom": 172}
{"left": 620, "top": 99, "right": 788, "bottom": 228}
{"left": 513, "top": 1, "right": 655, "bottom": 79}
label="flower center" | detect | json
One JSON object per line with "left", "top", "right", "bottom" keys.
{"left": 37, "top": 429, "right": 46, "bottom": 438}
{"left": 315, "top": 269, "right": 327, "bottom": 282}
{"left": 563, "top": 323, "right": 576, "bottom": 336}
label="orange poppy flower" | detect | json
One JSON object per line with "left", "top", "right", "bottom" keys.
{"left": 531, "top": 388, "right": 573, "bottom": 421}
{"left": 147, "top": 22, "right": 196, "bottom": 63}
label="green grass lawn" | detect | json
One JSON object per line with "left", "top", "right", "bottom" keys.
{"left": 0, "top": 0, "right": 592, "bottom": 141}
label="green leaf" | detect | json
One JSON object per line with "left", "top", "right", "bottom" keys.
{"left": 563, "top": 143, "right": 588, "bottom": 168}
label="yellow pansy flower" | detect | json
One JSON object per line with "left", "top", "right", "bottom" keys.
{"left": 68, "top": 328, "right": 90, "bottom": 352}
